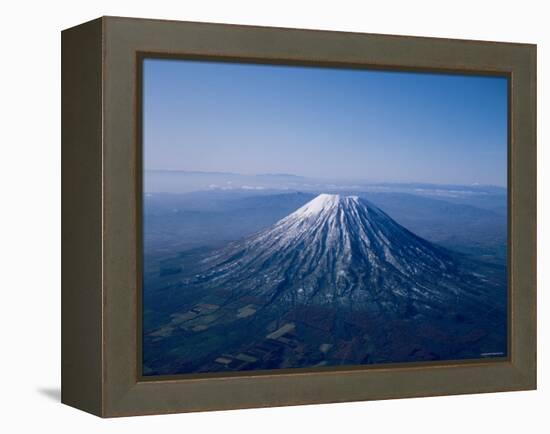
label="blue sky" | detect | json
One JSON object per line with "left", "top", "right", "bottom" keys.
{"left": 143, "top": 58, "right": 508, "bottom": 186}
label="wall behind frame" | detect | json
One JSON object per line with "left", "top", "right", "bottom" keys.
{"left": 0, "top": 1, "right": 546, "bottom": 433}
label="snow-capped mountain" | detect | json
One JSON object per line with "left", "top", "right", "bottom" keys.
{"left": 195, "top": 194, "right": 492, "bottom": 312}
{"left": 145, "top": 193, "right": 507, "bottom": 374}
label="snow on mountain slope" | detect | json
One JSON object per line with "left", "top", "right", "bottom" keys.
{"left": 189, "top": 193, "right": 497, "bottom": 312}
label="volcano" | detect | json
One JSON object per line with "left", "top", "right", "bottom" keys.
{"left": 195, "top": 194, "right": 497, "bottom": 314}
{"left": 144, "top": 194, "right": 507, "bottom": 375}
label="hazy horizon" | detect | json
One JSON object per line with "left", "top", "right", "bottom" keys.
{"left": 143, "top": 58, "right": 508, "bottom": 187}
{"left": 144, "top": 168, "right": 507, "bottom": 189}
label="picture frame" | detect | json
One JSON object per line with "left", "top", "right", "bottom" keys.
{"left": 61, "top": 16, "right": 536, "bottom": 417}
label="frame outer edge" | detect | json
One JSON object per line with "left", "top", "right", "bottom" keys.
{"left": 508, "top": 43, "right": 537, "bottom": 389}
{"left": 61, "top": 17, "right": 105, "bottom": 416}
{"left": 519, "top": 44, "right": 537, "bottom": 388}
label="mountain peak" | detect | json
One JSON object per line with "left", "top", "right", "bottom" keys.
{"left": 292, "top": 193, "right": 360, "bottom": 218}
{"left": 197, "top": 192, "right": 460, "bottom": 307}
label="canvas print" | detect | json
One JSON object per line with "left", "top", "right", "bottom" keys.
{"left": 141, "top": 58, "right": 508, "bottom": 376}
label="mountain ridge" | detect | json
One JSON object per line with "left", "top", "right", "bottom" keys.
{"left": 193, "top": 194, "right": 489, "bottom": 312}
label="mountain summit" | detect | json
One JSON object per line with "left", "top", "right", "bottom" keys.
{"left": 195, "top": 193, "right": 490, "bottom": 311}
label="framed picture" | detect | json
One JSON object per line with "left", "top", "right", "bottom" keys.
{"left": 61, "top": 16, "right": 536, "bottom": 417}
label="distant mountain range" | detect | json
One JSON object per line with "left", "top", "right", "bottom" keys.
{"left": 144, "top": 169, "right": 506, "bottom": 199}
